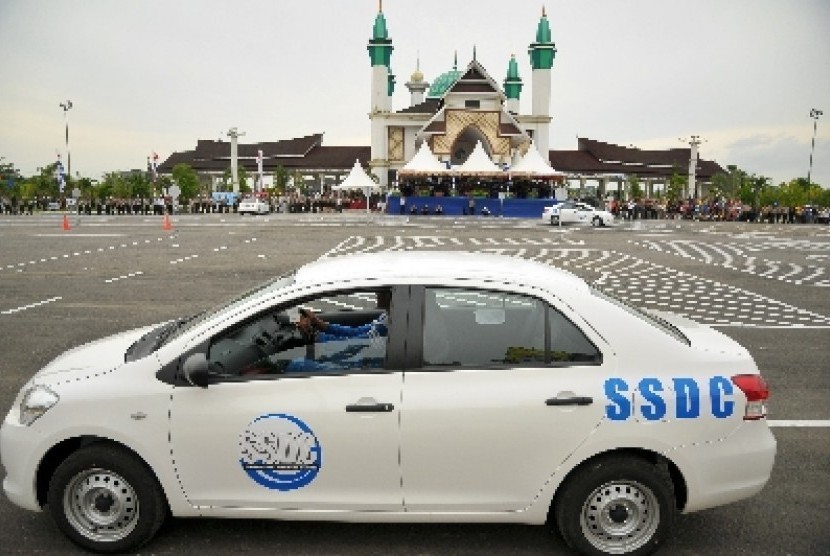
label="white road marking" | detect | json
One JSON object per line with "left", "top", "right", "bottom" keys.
{"left": 1, "top": 296, "right": 62, "bottom": 315}
{"left": 768, "top": 420, "right": 830, "bottom": 427}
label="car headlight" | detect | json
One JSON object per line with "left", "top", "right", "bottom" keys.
{"left": 19, "top": 385, "right": 59, "bottom": 426}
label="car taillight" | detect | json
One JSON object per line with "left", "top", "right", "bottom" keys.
{"left": 731, "top": 374, "right": 769, "bottom": 420}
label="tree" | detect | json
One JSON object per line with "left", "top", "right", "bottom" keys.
{"left": 290, "top": 170, "right": 308, "bottom": 196}
{"left": 127, "top": 171, "right": 152, "bottom": 199}
{"left": 627, "top": 174, "right": 643, "bottom": 200}
{"left": 100, "top": 171, "right": 130, "bottom": 199}
{"left": 272, "top": 165, "right": 290, "bottom": 195}
{"left": 171, "top": 164, "right": 200, "bottom": 202}
{"left": 237, "top": 167, "right": 250, "bottom": 194}
{"left": 666, "top": 170, "right": 686, "bottom": 202}
{"left": 76, "top": 177, "right": 95, "bottom": 202}
{"left": 0, "top": 158, "right": 22, "bottom": 199}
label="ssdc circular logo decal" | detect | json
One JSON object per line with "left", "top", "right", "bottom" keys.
{"left": 239, "top": 413, "right": 322, "bottom": 491}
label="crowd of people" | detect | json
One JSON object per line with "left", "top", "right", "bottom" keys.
{"left": 0, "top": 191, "right": 384, "bottom": 216}
{"left": 604, "top": 198, "right": 829, "bottom": 224}
{"left": 3, "top": 193, "right": 828, "bottom": 224}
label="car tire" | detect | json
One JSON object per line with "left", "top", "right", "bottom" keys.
{"left": 551, "top": 215, "right": 560, "bottom": 226}
{"left": 47, "top": 444, "right": 167, "bottom": 554}
{"left": 553, "top": 456, "right": 676, "bottom": 556}
{"left": 592, "top": 216, "right": 602, "bottom": 227}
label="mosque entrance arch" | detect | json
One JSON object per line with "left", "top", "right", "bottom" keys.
{"left": 450, "top": 126, "right": 491, "bottom": 165}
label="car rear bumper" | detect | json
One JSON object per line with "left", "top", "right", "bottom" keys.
{"left": 673, "top": 420, "right": 776, "bottom": 513}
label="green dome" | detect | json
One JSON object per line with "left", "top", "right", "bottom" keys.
{"left": 426, "top": 68, "right": 461, "bottom": 98}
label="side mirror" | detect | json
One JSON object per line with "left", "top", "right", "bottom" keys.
{"left": 182, "top": 353, "right": 210, "bottom": 388}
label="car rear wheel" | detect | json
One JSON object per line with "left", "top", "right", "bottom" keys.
{"left": 551, "top": 215, "right": 560, "bottom": 226}
{"left": 47, "top": 444, "right": 167, "bottom": 554}
{"left": 592, "top": 216, "right": 602, "bottom": 227}
{"left": 553, "top": 456, "right": 676, "bottom": 555}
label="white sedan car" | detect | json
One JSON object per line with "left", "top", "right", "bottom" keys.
{"left": 0, "top": 252, "right": 775, "bottom": 555}
{"left": 543, "top": 201, "right": 615, "bottom": 227}
{"left": 238, "top": 197, "right": 269, "bottom": 215}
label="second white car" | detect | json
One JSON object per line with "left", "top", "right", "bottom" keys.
{"left": 543, "top": 201, "right": 615, "bottom": 227}
{"left": 238, "top": 198, "right": 270, "bottom": 215}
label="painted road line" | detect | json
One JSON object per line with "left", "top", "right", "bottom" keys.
{"left": 767, "top": 420, "right": 830, "bottom": 427}
{"left": 1, "top": 296, "right": 63, "bottom": 315}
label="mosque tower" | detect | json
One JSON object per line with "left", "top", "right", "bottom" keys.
{"left": 528, "top": 7, "right": 556, "bottom": 157}
{"left": 405, "top": 57, "right": 429, "bottom": 107}
{"left": 503, "top": 54, "right": 523, "bottom": 115}
{"left": 367, "top": 0, "right": 394, "bottom": 185}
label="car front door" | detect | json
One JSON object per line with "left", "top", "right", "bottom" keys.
{"left": 399, "top": 286, "right": 610, "bottom": 512}
{"left": 168, "top": 288, "right": 405, "bottom": 512}
{"left": 169, "top": 373, "right": 402, "bottom": 511}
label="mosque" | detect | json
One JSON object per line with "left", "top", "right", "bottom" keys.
{"left": 158, "top": 4, "right": 724, "bottom": 209}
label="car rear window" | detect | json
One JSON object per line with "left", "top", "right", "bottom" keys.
{"left": 590, "top": 286, "right": 690, "bottom": 345}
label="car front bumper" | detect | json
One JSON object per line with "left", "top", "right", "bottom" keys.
{"left": 0, "top": 417, "right": 46, "bottom": 512}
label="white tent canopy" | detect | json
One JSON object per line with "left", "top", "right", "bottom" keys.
{"left": 332, "top": 159, "right": 381, "bottom": 214}
{"left": 455, "top": 140, "right": 504, "bottom": 176}
{"left": 509, "top": 141, "right": 563, "bottom": 179}
{"left": 398, "top": 142, "right": 448, "bottom": 176}
{"left": 332, "top": 159, "right": 380, "bottom": 192}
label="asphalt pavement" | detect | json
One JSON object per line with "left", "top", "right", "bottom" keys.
{"left": 0, "top": 212, "right": 828, "bottom": 555}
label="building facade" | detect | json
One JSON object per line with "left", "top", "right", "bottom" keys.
{"left": 158, "top": 6, "right": 723, "bottom": 200}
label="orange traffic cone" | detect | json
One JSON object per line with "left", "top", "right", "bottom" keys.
{"left": 62, "top": 214, "right": 71, "bottom": 231}
{"left": 162, "top": 213, "right": 172, "bottom": 231}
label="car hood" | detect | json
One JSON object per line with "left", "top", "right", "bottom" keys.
{"left": 35, "top": 325, "right": 156, "bottom": 379}
{"left": 648, "top": 310, "right": 751, "bottom": 358}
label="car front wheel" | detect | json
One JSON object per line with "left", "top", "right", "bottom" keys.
{"left": 551, "top": 215, "right": 560, "bottom": 226}
{"left": 47, "top": 444, "right": 167, "bottom": 554}
{"left": 592, "top": 216, "right": 602, "bottom": 227}
{"left": 553, "top": 456, "right": 676, "bottom": 555}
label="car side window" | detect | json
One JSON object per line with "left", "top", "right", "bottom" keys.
{"left": 548, "top": 305, "right": 602, "bottom": 364}
{"left": 422, "top": 288, "right": 600, "bottom": 368}
{"left": 207, "top": 289, "right": 391, "bottom": 378}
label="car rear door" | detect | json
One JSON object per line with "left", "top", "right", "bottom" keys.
{"left": 399, "top": 286, "right": 611, "bottom": 512}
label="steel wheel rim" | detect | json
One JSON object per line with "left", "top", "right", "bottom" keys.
{"left": 580, "top": 479, "right": 660, "bottom": 554}
{"left": 63, "top": 468, "right": 139, "bottom": 543}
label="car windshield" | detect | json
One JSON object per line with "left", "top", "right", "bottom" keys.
{"left": 160, "top": 272, "right": 296, "bottom": 346}
{"left": 590, "top": 285, "right": 690, "bottom": 345}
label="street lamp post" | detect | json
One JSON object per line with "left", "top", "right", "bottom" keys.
{"left": 226, "top": 127, "right": 246, "bottom": 194}
{"left": 59, "top": 100, "right": 73, "bottom": 178}
{"left": 807, "top": 108, "right": 823, "bottom": 188}
{"left": 679, "top": 135, "right": 704, "bottom": 200}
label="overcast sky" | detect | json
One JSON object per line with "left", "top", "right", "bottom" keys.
{"left": 1, "top": 0, "right": 828, "bottom": 187}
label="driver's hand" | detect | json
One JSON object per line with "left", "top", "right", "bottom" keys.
{"left": 297, "top": 313, "right": 315, "bottom": 336}
{"left": 300, "top": 309, "right": 327, "bottom": 331}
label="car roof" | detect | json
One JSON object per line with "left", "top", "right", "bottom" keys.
{"left": 294, "top": 251, "right": 589, "bottom": 294}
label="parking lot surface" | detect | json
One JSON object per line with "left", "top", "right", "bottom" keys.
{"left": 0, "top": 213, "right": 828, "bottom": 554}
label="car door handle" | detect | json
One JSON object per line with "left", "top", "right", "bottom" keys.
{"left": 345, "top": 402, "right": 395, "bottom": 412}
{"left": 545, "top": 396, "right": 593, "bottom": 406}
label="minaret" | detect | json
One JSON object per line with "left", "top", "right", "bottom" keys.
{"left": 367, "top": 1, "right": 393, "bottom": 114}
{"left": 387, "top": 65, "right": 396, "bottom": 100}
{"left": 528, "top": 6, "right": 556, "bottom": 158}
{"left": 367, "top": 0, "right": 394, "bottom": 187}
{"left": 405, "top": 56, "right": 429, "bottom": 107}
{"left": 503, "top": 54, "right": 523, "bottom": 115}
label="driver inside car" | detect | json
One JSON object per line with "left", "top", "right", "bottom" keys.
{"left": 286, "top": 290, "right": 391, "bottom": 372}
{"left": 297, "top": 291, "right": 389, "bottom": 342}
